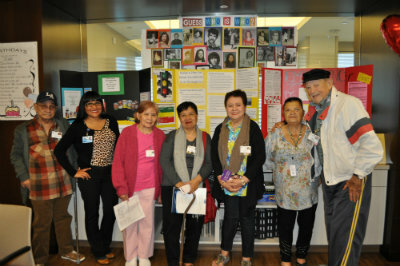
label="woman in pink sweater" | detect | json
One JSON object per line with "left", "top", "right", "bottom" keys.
{"left": 112, "top": 101, "right": 165, "bottom": 266}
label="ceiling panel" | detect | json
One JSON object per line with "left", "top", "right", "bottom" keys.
{"left": 44, "top": 0, "right": 385, "bottom": 23}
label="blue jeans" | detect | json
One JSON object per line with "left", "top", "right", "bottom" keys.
{"left": 221, "top": 195, "right": 256, "bottom": 258}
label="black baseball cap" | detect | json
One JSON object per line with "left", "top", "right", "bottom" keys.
{"left": 303, "top": 69, "right": 331, "bottom": 83}
{"left": 36, "top": 91, "right": 57, "bottom": 105}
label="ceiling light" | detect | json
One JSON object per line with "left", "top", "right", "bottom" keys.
{"left": 220, "top": 4, "right": 228, "bottom": 8}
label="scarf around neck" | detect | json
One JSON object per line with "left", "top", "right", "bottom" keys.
{"left": 218, "top": 113, "right": 250, "bottom": 174}
{"left": 173, "top": 126, "right": 204, "bottom": 182}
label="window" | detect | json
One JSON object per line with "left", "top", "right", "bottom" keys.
{"left": 337, "top": 52, "right": 354, "bottom": 68}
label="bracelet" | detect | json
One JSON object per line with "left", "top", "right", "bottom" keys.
{"left": 240, "top": 176, "right": 246, "bottom": 186}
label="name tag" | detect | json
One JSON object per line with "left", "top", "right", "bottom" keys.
{"left": 240, "top": 146, "right": 251, "bottom": 156}
{"left": 146, "top": 150, "right": 155, "bottom": 157}
{"left": 186, "top": 145, "right": 196, "bottom": 155}
{"left": 308, "top": 133, "right": 320, "bottom": 145}
{"left": 290, "top": 165, "right": 297, "bottom": 177}
{"left": 51, "top": 131, "right": 62, "bottom": 139}
{"left": 82, "top": 136, "right": 93, "bottom": 143}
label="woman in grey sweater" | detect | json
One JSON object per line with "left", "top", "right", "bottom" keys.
{"left": 160, "top": 101, "right": 212, "bottom": 266}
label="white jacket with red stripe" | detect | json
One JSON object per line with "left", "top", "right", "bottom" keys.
{"left": 304, "top": 86, "right": 383, "bottom": 186}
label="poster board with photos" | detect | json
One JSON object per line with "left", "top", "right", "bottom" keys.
{"left": 145, "top": 16, "right": 297, "bottom": 71}
{"left": 261, "top": 65, "right": 373, "bottom": 137}
{"left": 152, "top": 67, "right": 259, "bottom": 136}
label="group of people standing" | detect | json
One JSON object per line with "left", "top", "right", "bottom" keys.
{"left": 10, "top": 68, "right": 383, "bottom": 266}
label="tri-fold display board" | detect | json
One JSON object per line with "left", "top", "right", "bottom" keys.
{"left": 59, "top": 69, "right": 150, "bottom": 123}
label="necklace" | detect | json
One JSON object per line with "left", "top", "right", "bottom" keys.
{"left": 288, "top": 125, "right": 302, "bottom": 150}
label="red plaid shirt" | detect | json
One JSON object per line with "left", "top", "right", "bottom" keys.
{"left": 27, "top": 118, "right": 72, "bottom": 200}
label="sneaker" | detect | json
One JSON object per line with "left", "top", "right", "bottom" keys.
{"left": 126, "top": 258, "right": 138, "bottom": 266}
{"left": 61, "top": 250, "right": 86, "bottom": 263}
{"left": 138, "top": 258, "right": 151, "bottom": 266}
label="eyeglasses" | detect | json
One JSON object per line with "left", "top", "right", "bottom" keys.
{"left": 85, "top": 101, "right": 102, "bottom": 107}
{"left": 37, "top": 103, "right": 56, "bottom": 110}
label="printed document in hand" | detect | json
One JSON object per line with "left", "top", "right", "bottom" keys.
{"left": 171, "top": 187, "right": 206, "bottom": 215}
{"left": 113, "top": 195, "right": 145, "bottom": 231}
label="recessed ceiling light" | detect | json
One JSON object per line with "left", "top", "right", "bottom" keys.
{"left": 220, "top": 4, "right": 228, "bottom": 8}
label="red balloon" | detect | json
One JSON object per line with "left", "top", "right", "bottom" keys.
{"left": 381, "top": 15, "right": 400, "bottom": 56}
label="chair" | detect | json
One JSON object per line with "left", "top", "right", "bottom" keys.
{"left": 0, "top": 204, "right": 35, "bottom": 266}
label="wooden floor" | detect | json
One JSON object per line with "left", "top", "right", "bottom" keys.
{"left": 47, "top": 247, "right": 400, "bottom": 266}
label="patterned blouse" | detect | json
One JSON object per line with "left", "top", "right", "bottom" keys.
{"left": 264, "top": 126, "right": 321, "bottom": 210}
{"left": 90, "top": 119, "right": 116, "bottom": 167}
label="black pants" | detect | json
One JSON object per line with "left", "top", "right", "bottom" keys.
{"left": 78, "top": 166, "right": 118, "bottom": 259}
{"left": 221, "top": 195, "right": 256, "bottom": 258}
{"left": 161, "top": 186, "right": 205, "bottom": 266}
{"left": 277, "top": 204, "right": 318, "bottom": 262}
{"left": 322, "top": 174, "right": 371, "bottom": 266}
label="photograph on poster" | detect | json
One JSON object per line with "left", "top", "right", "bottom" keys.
{"left": 285, "top": 47, "right": 297, "bottom": 66}
{"left": 169, "top": 61, "right": 181, "bottom": 69}
{"left": 257, "top": 46, "right": 275, "bottom": 62}
{"left": 238, "top": 47, "right": 256, "bottom": 68}
{"left": 193, "top": 27, "right": 204, "bottom": 44}
{"left": 159, "top": 31, "right": 171, "bottom": 48}
{"left": 204, "top": 27, "right": 222, "bottom": 50}
{"left": 170, "top": 29, "right": 183, "bottom": 47}
{"left": 269, "top": 27, "right": 282, "bottom": 46}
{"left": 194, "top": 46, "right": 207, "bottom": 65}
{"left": 242, "top": 28, "right": 256, "bottom": 46}
{"left": 146, "top": 30, "right": 159, "bottom": 48}
{"left": 282, "top": 27, "right": 295, "bottom": 46}
{"left": 257, "top": 28, "right": 269, "bottom": 46}
{"left": 223, "top": 27, "right": 240, "bottom": 50}
{"left": 182, "top": 47, "right": 194, "bottom": 65}
{"left": 183, "top": 28, "right": 193, "bottom": 46}
{"left": 208, "top": 51, "right": 222, "bottom": 69}
{"left": 152, "top": 49, "right": 164, "bottom": 67}
{"left": 164, "top": 48, "right": 182, "bottom": 60}
{"left": 258, "top": 62, "right": 266, "bottom": 74}
{"left": 275, "top": 47, "right": 286, "bottom": 66}
{"left": 223, "top": 52, "right": 236, "bottom": 69}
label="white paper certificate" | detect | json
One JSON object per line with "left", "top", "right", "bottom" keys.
{"left": 113, "top": 195, "right": 145, "bottom": 231}
{"left": 175, "top": 188, "right": 207, "bottom": 215}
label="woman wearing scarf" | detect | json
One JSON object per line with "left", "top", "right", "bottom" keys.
{"left": 160, "top": 101, "right": 212, "bottom": 266}
{"left": 211, "top": 90, "right": 266, "bottom": 266}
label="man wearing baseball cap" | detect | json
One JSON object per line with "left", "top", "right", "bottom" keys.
{"left": 10, "top": 91, "right": 85, "bottom": 265}
{"left": 302, "top": 69, "right": 383, "bottom": 266}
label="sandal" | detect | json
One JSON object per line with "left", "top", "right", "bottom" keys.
{"left": 213, "top": 254, "right": 230, "bottom": 265}
{"left": 106, "top": 252, "right": 115, "bottom": 259}
{"left": 241, "top": 260, "right": 252, "bottom": 266}
{"left": 97, "top": 258, "right": 110, "bottom": 265}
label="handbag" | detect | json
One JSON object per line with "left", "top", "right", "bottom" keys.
{"left": 203, "top": 177, "right": 217, "bottom": 224}
{"left": 202, "top": 131, "right": 217, "bottom": 224}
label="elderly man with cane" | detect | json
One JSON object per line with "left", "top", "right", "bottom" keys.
{"left": 10, "top": 91, "right": 85, "bottom": 266}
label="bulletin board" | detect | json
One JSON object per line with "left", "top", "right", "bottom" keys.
{"left": 261, "top": 65, "right": 373, "bottom": 137}
{"left": 152, "top": 67, "right": 259, "bottom": 136}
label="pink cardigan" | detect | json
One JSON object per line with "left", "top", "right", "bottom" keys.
{"left": 112, "top": 124, "right": 166, "bottom": 199}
